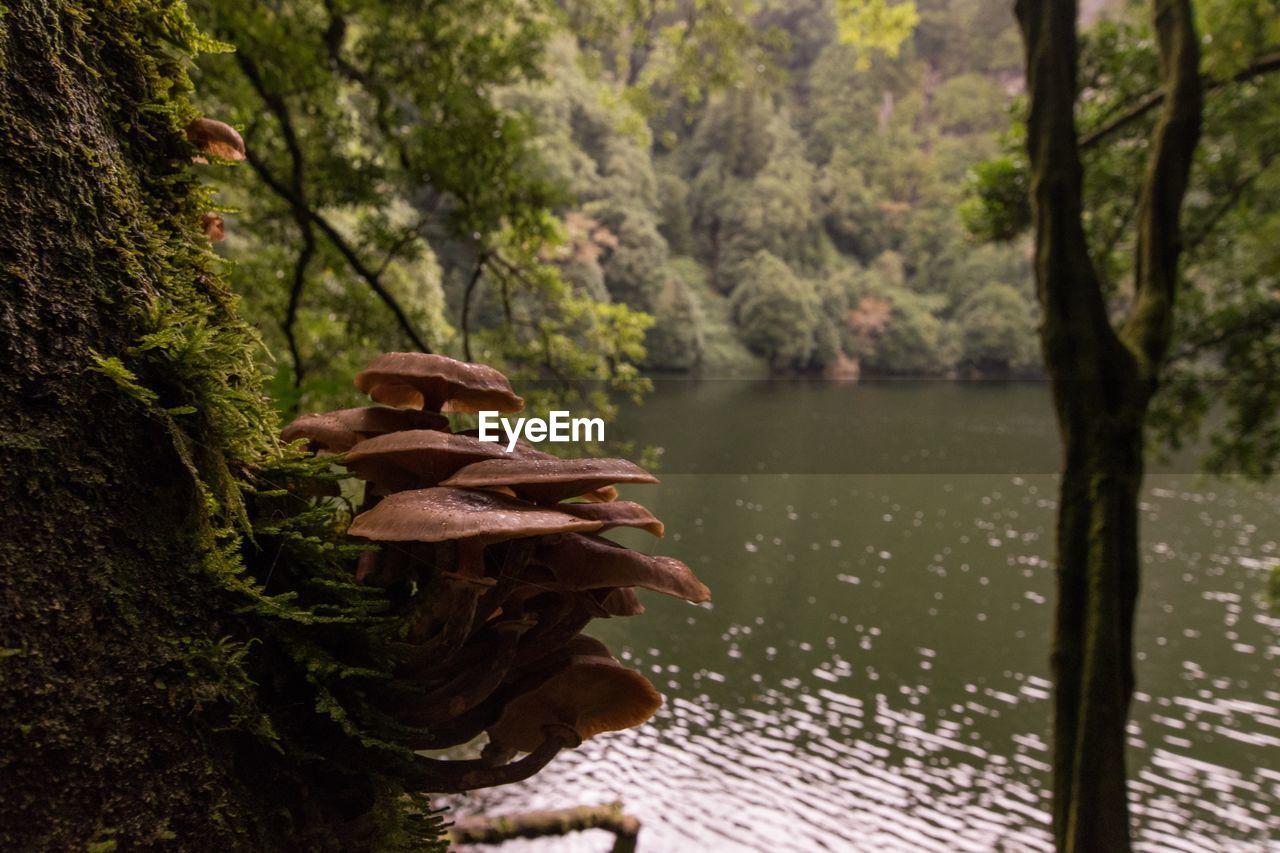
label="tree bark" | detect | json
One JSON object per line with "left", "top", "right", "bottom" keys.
{"left": 1016, "top": 1, "right": 1201, "bottom": 851}
{"left": 1, "top": 3, "right": 287, "bottom": 848}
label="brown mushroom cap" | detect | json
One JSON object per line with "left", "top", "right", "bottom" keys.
{"left": 347, "top": 487, "right": 603, "bottom": 544}
{"left": 442, "top": 457, "right": 658, "bottom": 505}
{"left": 534, "top": 533, "right": 710, "bottom": 604}
{"left": 202, "top": 213, "right": 226, "bottom": 242}
{"left": 355, "top": 352, "right": 523, "bottom": 414}
{"left": 186, "top": 118, "right": 245, "bottom": 162}
{"left": 341, "top": 430, "right": 512, "bottom": 491}
{"left": 281, "top": 412, "right": 360, "bottom": 454}
{"left": 282, "top": 408, "right": 450, "bottom": 455}
{"left": 486, "top": 653, "right": 662, "bottom": 753}
{"left": 343, "top": 406, "right": 451, "bottom": 435}
{"left": 557, "top": 501, "right": 664, "bottom": 537}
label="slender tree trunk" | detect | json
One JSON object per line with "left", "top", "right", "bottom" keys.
{"left": 0, "top": 3, "right": 276, "bottom": 848}
{"left": 1016, "top": 1, "right": 1202, "bottom": 850}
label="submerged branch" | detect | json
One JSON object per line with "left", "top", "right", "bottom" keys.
{"left": 449, "top": 802, "right": 641, "bottom": 852}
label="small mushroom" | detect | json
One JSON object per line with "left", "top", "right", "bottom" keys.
{"left": 484, "top": 649, "right": 662, "bottom": 758}
{"left": 282, "top": 413, "right": 360, "bottom": 455}
{"left": 341, "top": 430, "right": 512, "bottom": 491}
{"left": 534, "top": 533, "right": 710, "bottom": 604}
{"left": 186, "top": 117, "right": 245, "bottom": 162}
{"left": 202, "top": 213, "right": 225, "bottom": 241}
{"left": 281, "top": 407, "right": 449, "bottom": 455}
{"left": 355, "top": 352, "right": 523, "bottom": 413}
{"left": 442, "top": 456, "right": 658, "bottom": 505}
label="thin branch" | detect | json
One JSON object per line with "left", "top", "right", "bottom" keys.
{"left": 1170, "top": 301, "right": 1280, "bottom": 362}
{"left": 1184, "top": 154, "right": 1276, "bottom": 256}
{"left": 373, "top": 218, "right": 430, "bottom": 278}
{"left": 1121, "top": 0, "right": 1203, "bottom": 370}
{"left": 282, "top": 224, "right": 316, "bottom": 389}
{"left": 459, "top": 252, "right": 488, "bottom": 362}
{"left": 235, "top": 52, "right": 432, "bottom": 353}
{"left": 449, "top": 803, "right": 640, "bottom": 851}
{"left": 1081, "top": 50, "right": 1280, "bottom": 151}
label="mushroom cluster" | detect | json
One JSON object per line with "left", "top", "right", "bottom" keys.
{"left": 282, "top": 352, "right": 709, "bottom": 793}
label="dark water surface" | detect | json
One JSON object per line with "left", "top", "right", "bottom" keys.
{"left": 452, "top": 382, "right": 1279, "bottom": 852}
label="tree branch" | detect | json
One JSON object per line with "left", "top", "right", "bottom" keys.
{"left": 235, "top": 50, "right": 433, "bottom": 354}
{"left": 1184, "top": 153, "right": 1276, "bottom": 257}
{"left": 282, "top": 224, "right": 315, "bottom": 390}
{"left": 1017, "top": 0, "right": 1121, "bottom": 378}
{"left": 1120, "top": 0, "right": 1203, "bottom": 371}
{"left": 459, "top": 252, "right": 488, "bottom": 362}
{"left": 1081, "top": 50, "right": 1278, "bottom": 151}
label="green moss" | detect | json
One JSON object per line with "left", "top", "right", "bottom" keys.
{"left": 0, "top": 1, "right": 444, "bottom": 849}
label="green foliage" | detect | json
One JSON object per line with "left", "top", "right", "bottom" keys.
{"left": 954, "top": 283, "right": 1039, "bottom": 374}
{"left": 730, "top": 251, "right": 823, "bottom": 370}
{"left": 646, "top": 271, "right": 706, "bottom": 371}
{"left": 192, "top": 0, "right": 1045, "bottom": 388}
{"left": 836, "top": 0, "right": 920, "bottom": 69}
{"left": 863, "top": 286, "right": 948, "bottom": 374}
{"left": 959, "top": 153, "right": 1029, "bottom": 242}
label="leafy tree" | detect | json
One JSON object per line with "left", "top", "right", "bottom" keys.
{"left": 933, "top": 72, "right": 1011, "bottom": 134}
{"left": 835, "top": 0, "right": 921, "bottom": 69}
{"left": 861, "top": 286, "right": 949, "bottom": 374}
{"left": 729, "top": 251, "right": 822, "bottom": 369}
{"left": 645, "top": 271, "right": 707, "bottom": 370}
{"left": 954, "top": 283, "right": 1039, "bottom": 374}
{"left": 967, "top": 5, "right": 1280, "bottom": 476}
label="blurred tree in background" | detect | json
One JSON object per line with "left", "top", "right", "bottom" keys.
{"left": 966, "top": 0, "right": 1280, "bottom": 478}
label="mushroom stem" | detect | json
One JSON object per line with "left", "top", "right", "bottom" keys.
{"left": 395, "top": 619, "right": 534, "bottom": 727}
{"left": 512, "top": 597, "right": 595, "bottom": 668}
{"left": 408, "top": 571, "right": 494, "bottom": 652}
{"left": 406, "top": 725, "right": 579, "bottom": 793}
{"left": 456, "top": 538, "right": 487, "bottom": 578}
{"left": 472, "top": 538, "right": 538, "bottom": 628}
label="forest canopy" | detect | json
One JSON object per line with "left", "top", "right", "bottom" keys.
{"left": 189, "top": 0, "right": 1040, "bottom": 414}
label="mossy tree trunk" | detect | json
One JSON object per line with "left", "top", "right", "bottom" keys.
{"left": 1015, "top": 1, "right": 1202, "bottom": 850}
{"left": 0, "top": 3, "right": 284, "bottom": 848}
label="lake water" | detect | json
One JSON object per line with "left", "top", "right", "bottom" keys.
{"left": 450, "top": 381, "right": 1280, "bottom": 851}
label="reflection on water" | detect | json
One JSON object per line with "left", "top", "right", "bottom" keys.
{"left": 450, "top": 383, "right": 1279, "bottom": 851}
